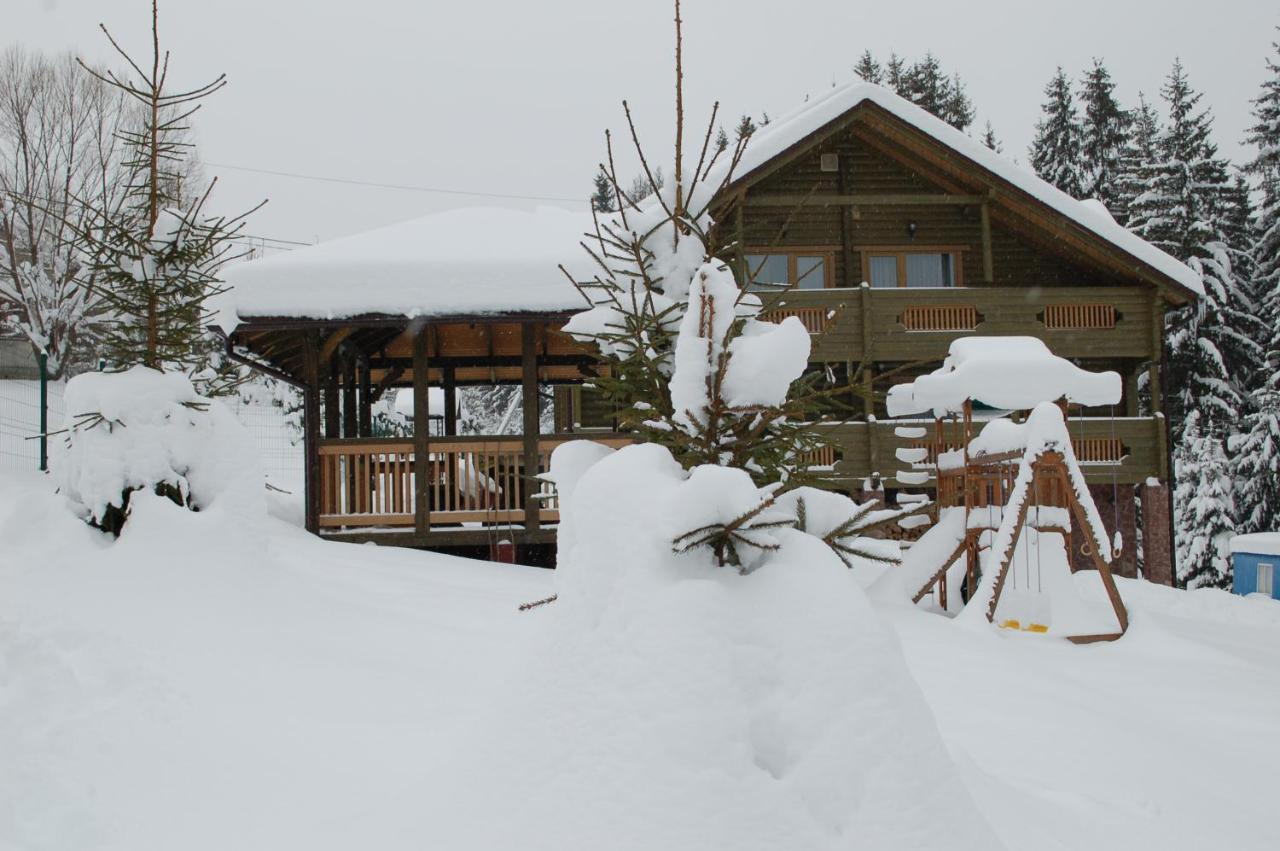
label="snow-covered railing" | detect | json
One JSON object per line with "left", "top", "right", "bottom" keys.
{"left": 317, "top": 434, "right": 633, "bottom": 529}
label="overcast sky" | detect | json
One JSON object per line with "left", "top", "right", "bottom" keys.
{"left": 11, "top": 0, "right": 1278, "bottom": 249}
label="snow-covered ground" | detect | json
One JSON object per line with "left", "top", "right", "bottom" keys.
{"left": 1, "top": 469, "right": 1277, "bottom": 850}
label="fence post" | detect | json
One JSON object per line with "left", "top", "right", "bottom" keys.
{"left": 38, "top": 351, "right": 48, "bottom": 472}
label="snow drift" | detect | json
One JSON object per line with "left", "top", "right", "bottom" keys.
{"left": 431, "top": 442, "right": 1002, "bottom": 850}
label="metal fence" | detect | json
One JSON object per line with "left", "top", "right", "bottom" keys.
{"left": 0, "top": 361, "right": 301, "bottom": 486}
{"left": 0, "top": 375, "right": 63, "bottom": 474}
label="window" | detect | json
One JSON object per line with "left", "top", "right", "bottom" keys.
{"left": 743, "top": 251, "right": 832, "bottom": 291}
{"left": 864, "top": 249, "right": 962, "bottom": 288}
{"left": 1259, "top": 563, "right": 1275, "bottom": 596}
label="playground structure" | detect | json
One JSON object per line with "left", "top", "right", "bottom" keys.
{"left": 883, "top": 337, "right": 1130, "bottom": 643}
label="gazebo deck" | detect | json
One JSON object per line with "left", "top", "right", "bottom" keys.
{"left": 316, "top": 432, "right": 632, "bottom": 537}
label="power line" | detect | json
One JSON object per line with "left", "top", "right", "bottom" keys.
{"left": 203, "top": 161, "right": 589, "bottom": 204}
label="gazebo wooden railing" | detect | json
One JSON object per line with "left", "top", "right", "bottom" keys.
{"left": 317, "top": 433, "right": 633, "bottom": 530}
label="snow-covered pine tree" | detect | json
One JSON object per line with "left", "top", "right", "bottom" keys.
{"left": 1174, "top": 412, "right": 1237, "bottom": 588}
{"left": 1129, "top": 61, "right": 1261, "bottom": 441}
{"left": 1112, "top": 93, "right": 1160, "bottom": 226}
{"left": 1229, "top": 35, "right": 1280, "bottom": 534}
{"left": 591, "top": 167, "right": 614, "bottom": 212}
{"left": 885, "top": 53, "right": 907, "bottom": 93}
{"left": 1079, "top": 59, "right": 1130, "bottom": 215}
{"left": 853, "top": 50, "right": 882, "bottom": 84}
{"left": 900, "top": 55, "right": 973, "bottom": 131}
{"left": 76, "top": 2, "right": 260, "bottom": 384}
{"left": 1028, "top": 68, "right": 1084, "bottom": 197}
{"left": 980, "top": 121, "right": 1002, "bottom": 153}
{"left": 734, "top": 113, "right": 757, "bottom": 142}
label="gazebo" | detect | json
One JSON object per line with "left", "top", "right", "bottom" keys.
{"left": 216, "top": 206, "right": 627, "bottom": 552}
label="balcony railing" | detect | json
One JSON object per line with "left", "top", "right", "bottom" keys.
{"left": 812, "top": 415, "right": 1167, "bottom": 487}
{"left": 765, "top": 284, "right": 1157, "bottom": 361}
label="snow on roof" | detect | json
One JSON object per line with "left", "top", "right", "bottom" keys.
{"left": 886, "top": 336, "right": 1121, "bottom": 418}
{"left": 1230, "top": 533, "right": 1280, "bottom": 557}
{"left": 704, "top": 82, "right": 1202, "bottom": 298}
{"left": 215, "top": 206, "right": 594, "bottom": 331}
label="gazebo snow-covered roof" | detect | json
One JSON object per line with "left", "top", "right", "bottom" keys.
{"left": 704, "top": 81, "right": 1202, "bottom": 301}
{"left": 886, "top": 337, "right": 1122, "bottom": 418}
{"left": 216, "top": 206, "right": 593, "bottom": 332}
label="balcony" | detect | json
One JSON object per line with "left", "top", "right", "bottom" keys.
{"left": 812, "top": 415, "right": 1168, "bottom": 488}
{"left": 761, "top": 285, "right": 1158, "bottom": 362}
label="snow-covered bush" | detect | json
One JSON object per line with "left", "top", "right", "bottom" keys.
{"left": 460, "top": 439, "right": 998, "bottom": 849}
{"left": 55, "top": 366, "right": 262, "bottom": 535}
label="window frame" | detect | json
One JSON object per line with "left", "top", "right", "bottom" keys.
{"left": 741, "top": 247, "right": 838, "bottom": 290}
{"left": 859, "top": 245, "right": 967, "bottom": 288}
{"left": 1258, "top": 562, "right": 1275, "bottom": 596}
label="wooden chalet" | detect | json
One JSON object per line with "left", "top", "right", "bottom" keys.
{"left": 220, "top": 83, "right": 1200, "bottom": 580}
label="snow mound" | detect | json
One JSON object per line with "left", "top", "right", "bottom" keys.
{"left": 55, "top": 367, "right": 263, "bottom": 527}
{"left": 886, "top": 336, "right": 1121, "bottom": 417}
{"left": 433, "top": 444, "right": 1002, "bottom": 850}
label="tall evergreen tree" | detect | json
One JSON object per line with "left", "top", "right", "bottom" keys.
{"left": 1173, "top": 412, "right": 1237, "bottom": 588}
{"left": 1245, "top": 34, "right": 1280, "bottom": 321}
{"left": 1230, "top": 34, "right": 1280, "bottom": 534}
{"left": 1129, "top": 61, "right": 1261, "bottom": 440}
{"left": 853, "top": 50, "right": 882, "bottom": 84}
{"left": 734, "top": 113, "right": 757, "bottom": 142}
{"left": 980, "top": 121, "right": 1002, "bottom": 153}
{"left": 885, "top": 54, "right": 907, "bottom": 94}
{"left": 591, "top": 166, "right": 614, "bottom": 212}
{"left": 77, "top": 0, "right": 259, "bottom": 385}
{"left": 1112, "top": 93, "right": 1160, "bottom": 226}
{"left": 1079, "top": 59, "right": 1130, "bottom": 214}
{"left": 1028, "top": 68, "right": 1084, "bottom": 197}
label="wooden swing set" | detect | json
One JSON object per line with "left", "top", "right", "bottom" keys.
{"left": 910, "top": 399, "right": 1129, "bottom": 644}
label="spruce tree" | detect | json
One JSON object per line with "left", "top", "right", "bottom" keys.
{"left": 591, "top": 166, "right": 614, "bottom": 212}
{"left": 885, "top": 54, "right": 907, "bottom": 94}
{"left": 1028, "top": 68, "right": 1084, "bottom": 197}
{"left": 1079, "top": 59, "right": 1130, "bottom": 214}
{"left": 1230, "top": 34, "right": 1280, "bottom": 534}
{"left": 1245, "top": 34, "right": 1280, "bottom": 326}
{"left": 76, "top": 1, "right": 259, "bottom": 382}
{"left": 1173, "top": 413, "right": 1237, "bottom": 588}
{"left": 1129, "top": 61, "right": 1260, "bottom": 440}
{"left": 980, "top": 121, "right": 1002, "bottom": 153}
{"left": 1113, "top": 93, "right": 1160, "bottom": 227}
{"left": 853, "top": 50, "right": 882, "bottom": 84}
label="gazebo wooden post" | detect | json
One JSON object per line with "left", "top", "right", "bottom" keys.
{"left": 443, "top": 366, "right": 458, "bottom": 436}
{"left": 358, "top": 354, "right": 373, "bottom": 437}
{"left": 302, "top": 331, "right": 322, "bottom": 534}
{"left": 323, "top": 355, "right": 339, "bottom": 439}
{"left": 341, "top": 350, "right": 357, "bottom": 439}
{"left": 522, "top": 322, "right": 541, "bottom": 535}
{"left": 413, "top": 326, "right": 432, "bottom": 540}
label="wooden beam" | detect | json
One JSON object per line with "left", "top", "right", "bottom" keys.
{"left": 979, "top": 201, "right": 994, "bottom": 284}
{"left": 521, "top": 322, "right": 541, "bottom": 533}
{"left": 443, "top": 367, "right": 458, "bottom": 436}
{"left": 302, "top": 331, "right": 322, "bottom": 535}
{"left": 358, "top": 355, "right": 373, "bottom": 437}
{"left": 323, "top": 355, "right": 340, "bottom": 438}
{"left": 341, "top": 351, "right": 357, "bottom": 439}
{"left": 745, "top": 193, "right": 987, "bottom": 208}
{"left": 320, "top": 327, "right": 356, "bottom": 363}
{"left": 413, "top": 327, "right": 431, "bottom": 539}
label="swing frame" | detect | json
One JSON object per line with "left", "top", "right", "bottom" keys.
{"left": 910, "top": 400, "right": 1129, "bottom": 643}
